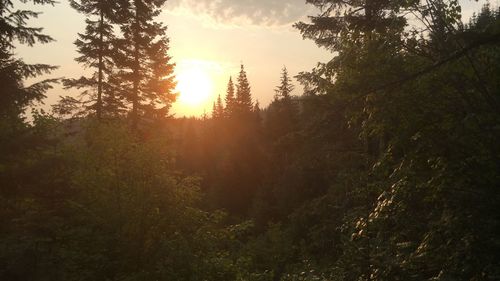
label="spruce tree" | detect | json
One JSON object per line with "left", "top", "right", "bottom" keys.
{"left": 0, "top": 0, "right": 56, "bottom": 48}
{"left": 253, "top": 100, "right": 261, "bottom": 113}
{"left": 253, "top": 99, "right": 262, "bottom": 123}
{"left": 63, "top": 0, "right": 128, "bottom": 119}
{"left": 212, "top": 95, "right": 224, "bottom": 119}
{"left": 142, "top": 36, "right": 177, "bottom": 119}
{"left": 212, "top": 102, "right": 217, "bottom": 119}
{"left": 217, "top": 94, "right": 224, "bottom": 118}
{"left": 224, "top": 76, "right": 235, "bottom": 117}
{"left": 235, "top": 64, "right": 253, "bottom": 114}
{"left": 117, "top": 0, "right": 176, "bottom": 129}
{"left": 0, "top": 0, "right": 57, "bottom": 118}
{"left": 275, "top": 66, "right": 294, "bottom": 100}
{"left": 265, "top": 67, "right": 299, "bottom": 141}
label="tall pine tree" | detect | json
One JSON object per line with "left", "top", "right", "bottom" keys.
{"left": 235, "top": 64, "right": 253, "bottom": 115}
{"left": 117, "top": 0, "right": 176, "bottom": 129}
{"left": 265, "top": 67, "right": 298, "bottom": 141}
{"left": 212, "top": 94, "right": 224, "bottom": 119}
{"left": 142, "top": 36, "right": 177, "bottom": 120}
{"left": 274, "top": 66, "right": 294, "bottom": 100}
{"left": 224, "top": 76, "right": 235, "bottom": 117}
{"left": 63, "top": 0, "right": 128, "bottom": 119}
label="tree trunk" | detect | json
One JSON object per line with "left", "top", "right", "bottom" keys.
{"left": 97, "top": 7, "right": 104, "bottom": 120}
{"left": 131, "top": 3, "right": 140, "bottom": 130}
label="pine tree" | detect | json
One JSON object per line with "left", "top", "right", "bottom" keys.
{"left": 266, "top": 68, "right": 299, "bottom": 142}
{"left": 253, "top": 99, "right": 262, "bottom": 123}
{"left": 63, "top": 0, "right": 128, "bottom": 119}
{"left": 253, "top": 100, "right": 261, "bottom": 114}
{"left": 224, "top": 76, "right": 235, "bottom": 117}
{"left": 275, "top": 66, "right": 294, "bottom": 100}
{"left": 212, "top": 102, "right": 217, "bottom": 119}
{"left": 217, "top": 94, "right": 224, "bottom": 118}
{"left": 212, "top": 95, "right": 225, "bottom": 119}
{"left": 0, "top": 0, "right": 57, "bottom": 118}
{"left": 235, "top": 64, "right": 253, "bottom": 114}
{"left": 0, "top": 0, "right": 56, "bottom": 49}
{"left": 142, "top": 37, "right": 177, "bottom": 120}
{"left": 117, "top": 0, "right": 176, "bottom": 129}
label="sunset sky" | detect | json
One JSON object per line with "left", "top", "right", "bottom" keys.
{"left": 18, "top": 0, "right": 488, "bottom": 116}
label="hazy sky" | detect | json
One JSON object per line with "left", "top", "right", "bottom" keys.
{"left": 17, "top": 0, "right": 490, "bottom": 116}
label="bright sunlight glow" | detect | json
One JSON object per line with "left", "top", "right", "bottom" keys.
{"left": 176, "top": 67, "right": 213, "bottom": 106}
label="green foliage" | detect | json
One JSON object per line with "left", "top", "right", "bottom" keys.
{"left": 276, "top": 1, "right": 500, "bottom": 280}
{"left": 61, "top": 122, "right": 228, "bottom": 280}
{"left": 1, "top": 120, "right": 247, "bottom": 280}
{"left": 2, "top": 1, "right": 500, "bottom": 280}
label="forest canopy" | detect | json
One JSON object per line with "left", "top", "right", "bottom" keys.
{"left": 0, "top": 0, "right": 499, "bottom": 280}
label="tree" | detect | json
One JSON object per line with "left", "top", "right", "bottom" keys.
{"left": 0, "top": 0, "right": 59, "bottom": 184}
{"left": 235, "top": 64, "right": 253, "bottom": 115}
{"left": 265, "top": 67, "right": 299, "bottom": 142}
{"left": 253, "top": 100, "right": 261, "bottom": 119}
{"left": 0, "top": 0, "right": 58, "bottom": 118}
{"left": 62, "top": 0, "right": 128, "bottom": 119}
{"left": 142, "top": 36, "right": 177, "bottom": 120}
{"left": 283, "top": 1, "right": 500, "bottom": 280}
{"left": 274, "top": 66, "right": 294, "bottom": 100}
{"left": 117, "top": 0, "right": 176, "bottom": 129}
{"left": 212, "top": 94, "right": 224, "bottom": 119}
{"left": 0, "top": 2, "right": 67, "bottom": 280}
{"left": 0, "top": 0, "right": 55, "bottom": 49}
{"left": 224, "top": 76, "right": 236, "bottom": 117}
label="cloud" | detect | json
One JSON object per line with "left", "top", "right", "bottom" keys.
{"left": 166, "top": 0, "right": 314, "bottom": 26}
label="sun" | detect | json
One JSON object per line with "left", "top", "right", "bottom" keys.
{"left": 176, "top": 67, "right": 213, "bottom": 106}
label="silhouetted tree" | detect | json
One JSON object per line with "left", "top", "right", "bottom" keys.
{"left": 117, "top": 0, "right": 176, "bottom": 129}
{"left": 235, "top": 64, "right": 253, "bottom": 115}
{"left": 0, "top": 0, "right": 57, "bottom": 118}
{"left": 62, "top": 0, "right": 129, "bottom": 119}
{"left": 212, "top": 94, "right": 224, "bottom": 119}
{"left": 224, "top": 76, "right": 236, "bottom": 117}
{"left": 253, "top": 100, "right": 262, "bottom": 119}
{"left": 265, "top": 67, "right": 298, "bottom": 142}
{"left": 274, "top": 66, "right": 294, "bottom": 100}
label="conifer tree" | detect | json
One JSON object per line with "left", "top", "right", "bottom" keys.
{"left": 275, "top": 66, "right": 294, "bottom": 100}
{"left": 0, "top": 0, "right": 56, "bottom": 49}
{"left": 63, "top": 0, "right": 128, "bottom": 119}
{"left": 266, "top": 68, "right": 299, "bottom": 141}
{"left": 235, "top": 64, "right": 253, "bottom": 114}
{"left": 253, "top": 99, "right": 262, "bottom": 123}
{"left": 253, "top": 100, "right": 261, "bottom": 113}
{"left": 0, "top": 0, "right": 57, "bottom": 118}
{"left": 217, "top": 94, "right": 225, "bottom": 118}
{"left": 224, "top": 76, "right": 235, "bottom": 117}
{"left": 212, "top": 95, "right": 225, "bottom": 119}
{"left": 142, "top": 36, "right": 177, "bottom": 119}
{"left": 117, "top": 0, "right": 176, "bottom": 129}
{"left": 212, "top": 102, "right": 217, "bottom": 119}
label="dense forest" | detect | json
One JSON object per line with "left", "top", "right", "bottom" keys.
{"left": 1, "top": 0, "right": 499, "bottom": 280}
